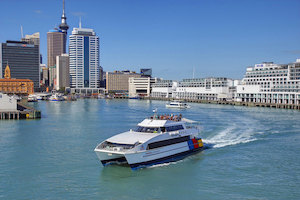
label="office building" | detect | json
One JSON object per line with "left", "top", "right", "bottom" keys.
{"left": 47, "top": 29, "right": 65, "bottom": 87}
{"left": 56, "top": 54, "right": 69, "bottom": 90}
{"left": 0, "top": 40, "right": 40, "bottom": 89}
{"left": 236, "top": 59, "right": 300, "bottom": 104}
{"left": 128, "top": 77, "right": 159, "bottom": 98}
{"left": 69, "top": 26, "right": 100, "bottom": 93}
{"left": 40, "top": 64, "right": 49, "bottom": 86}
{"left": 21, "top": 32, "right": 40, "bottom": 45}
{"left": 106, "top": 71, "right": 141, "bottom": 93}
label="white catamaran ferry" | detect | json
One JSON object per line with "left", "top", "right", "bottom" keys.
{"left": 94, "top": 114, "right": 204, "bottom": 170}
{"left": 166, "top": 101, "right": 190, "bottom": 109}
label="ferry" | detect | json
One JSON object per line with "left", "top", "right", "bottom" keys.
{"left": 166, "top": 100, "right": 190, "bottom": 109}
{"left": 94, "top": 114, "right": 204, "bottom": 170}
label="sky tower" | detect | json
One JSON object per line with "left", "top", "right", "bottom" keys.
{"left": 59, "top": 0, "right": 69, "bottom": 34}
{"left": 59, "top": 0, "right": 69, "bottom": 54}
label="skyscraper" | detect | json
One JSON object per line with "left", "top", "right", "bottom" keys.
{"left": 47, "top": 29, "right": 65, "bottom": 87}
{"left": 0, "top": 40, "right": 40, "bottom": 89}
{"left": 69, "top": 26, "right": 100, "bottom": 91}
{"left": 56, "top": 54, "right": 69, "bottom": 90}
{"left": 47, "top": 0, "right": 69, "bottom": 89}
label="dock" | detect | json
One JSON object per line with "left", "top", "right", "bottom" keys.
{"left": 147, "top": 97, "right": 300, "bottom": 111}
{"left": 0, "top": 103, "right": 41, "bottom": 120}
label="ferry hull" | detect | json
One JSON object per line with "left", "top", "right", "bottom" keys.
{"left": 128, "top": 147, "right": 203, "bottom": 170}
{"left": 125, "top": 142, "right": 203, "bottom": 170}
{"left": 95, "top": 150, "right": 126, "bottom": 166}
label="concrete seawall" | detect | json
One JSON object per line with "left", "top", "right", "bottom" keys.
{"left": 144, "top": 97, "right": 300, "bottom": 110}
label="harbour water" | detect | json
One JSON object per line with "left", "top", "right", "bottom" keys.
{"left": 0, "top": 99, "right": 300, "bottom": 199}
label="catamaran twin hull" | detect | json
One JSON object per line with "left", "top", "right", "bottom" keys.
{"left": 95, "top": 137, "right": 204, "bottom": 170}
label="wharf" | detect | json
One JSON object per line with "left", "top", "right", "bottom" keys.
{"left": 147, "top": 97, "right": 300, "bottom": 110}
{"left": 0, "top": 103, "right": 41, "bottom": 120}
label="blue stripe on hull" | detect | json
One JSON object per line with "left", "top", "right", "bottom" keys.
{"left": 101, "top": 157, "right": 127, "bottom": 166}
{"left": 129, "top": 147, "right": 204, "bottom": 170}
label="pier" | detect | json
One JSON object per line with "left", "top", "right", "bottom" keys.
{"left": 0, "top": 103, "right": 41, "bottom": 120}
{"left": 147, "top": 97, "right": 300, "bottom": 111}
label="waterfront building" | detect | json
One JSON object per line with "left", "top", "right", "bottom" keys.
{"left": 106, "top": 71, "right": 141, "bottom": 93}
{"left": 151, "top": 80, "right": 177, "bottom": 98}
{"left": 0, "top": 93, "right": 17, "bottom": 111}
{"left": 0, "top": 40, "right": 40, "bottom": 89}
{"left": 56, "top": 54, "right": 69, "bottom": 91}
{"left": 128, "top": 77, "right": 159, "bottom": 98}
{"left": 236, "top": 59, "right": 300, "bottom": 105}
{"left": 0, "top": 64, "right": 34, "bottom": 95}
{"left": 174, "top": 77, "right": 234, "bottom": 101}
{"left": 69, "top": 26, "right": 101, "bottom": 94}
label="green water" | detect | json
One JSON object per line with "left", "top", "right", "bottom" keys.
{"left": 0, "top": 99, "right": 299, "bottom": 199}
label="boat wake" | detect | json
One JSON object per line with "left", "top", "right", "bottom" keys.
{"left": 203, "top": 124, "right": 257, "bottom": 148}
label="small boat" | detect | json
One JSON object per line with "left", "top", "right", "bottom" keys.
{"left": 36, "top": 95, "right": 43, "bottom": 101}
{"left": 166, "top": 100, "right": 190, "bottom": 109}
{"left": 49, "top": 93, "right": 65, "bottom": 101}
{"left": 94, "top": 114, "right": 203, "bottom": 170}
{"left": 129, "top": 96, "right": 141, "bottom": 99}
{"left": 28, "top": 94, "right": 38, "bottom": 102}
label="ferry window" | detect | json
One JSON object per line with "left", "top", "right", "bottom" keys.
{"left": 148, "top": 136, "right": 190, "bottom": 149}
{"left": 166, "top": 125, "right": 184, "bottom": 132}
{"left": 134, "top": 126, "right": 160, "bottom": 133}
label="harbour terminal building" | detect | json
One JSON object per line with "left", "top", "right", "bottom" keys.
{"left": 151, "top": 78, "right": 236, "bottom": 101}
{"left": 128, "top": 77, "right": 159, "bottom": 98}
{"left": 236, "top": 59, "right": 300, "bottom": 105}
{"left": 174, "top": 78, "right": 235, "bottom": 101}
{"left": 151, "top": 80, "right": 177, "bottom": 98}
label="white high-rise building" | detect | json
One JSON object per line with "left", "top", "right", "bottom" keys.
{"left": 236, "top": 59, "right": 300, "bottom": 104}
{"left": 69, "top": 26, "right": 100, "bottom": 92}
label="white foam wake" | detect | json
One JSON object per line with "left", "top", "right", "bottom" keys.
{"left": 203, "top": 124, "right": 257, "bottom": 148}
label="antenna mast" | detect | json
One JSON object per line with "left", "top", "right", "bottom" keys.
{"left": 193, "top": 67, "right": 195, "bottom": 79}
{"left": 20, "top": 25, "right": 24, "bottom": 39}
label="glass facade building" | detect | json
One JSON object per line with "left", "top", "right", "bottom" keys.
{"left": 0, "top": 40, "right": 40, "bottom": 89}
{"left": 69, "top": 27, "right": 100, "bottom": 89}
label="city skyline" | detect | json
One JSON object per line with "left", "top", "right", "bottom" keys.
{"left": 0, "top": 0, "right": 300, "bottom": 80}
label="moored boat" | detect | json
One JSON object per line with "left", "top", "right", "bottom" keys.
{"left": 49, "top": 93, "right": 65, "bottom": 101}
{"left": 28, "top": 94, "right": 38, "bottom": 102}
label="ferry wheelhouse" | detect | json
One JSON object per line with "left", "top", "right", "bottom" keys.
{"left": 94, "top": 114, "right": 203, "bottom": 170}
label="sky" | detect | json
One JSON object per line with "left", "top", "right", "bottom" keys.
{"left": 0, "top": 0, "right": 300, "bottom": 80}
